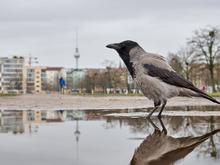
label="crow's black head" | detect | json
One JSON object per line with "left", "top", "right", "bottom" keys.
{"left": 106, "top": 40, "right": 139, "bottom": 77}
{"left": 106, "top": 40, "right": 139, "bottom": 63}
{"left": 106, "top": 40, "right": 138, "bottom": 54}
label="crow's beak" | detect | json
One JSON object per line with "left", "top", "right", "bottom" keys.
{"left": 106, "top": 43, "right": 121, "bottom": 50}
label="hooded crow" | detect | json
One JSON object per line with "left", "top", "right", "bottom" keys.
{"left": 106, "top": 40, "right": 220, "bottom": 118}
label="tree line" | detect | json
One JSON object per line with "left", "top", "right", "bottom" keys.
{"left": 78, "top": 67, "right": 128, "bottom": 94}
{"left": 168, "top": 26, "right": 220, "bottom": 92}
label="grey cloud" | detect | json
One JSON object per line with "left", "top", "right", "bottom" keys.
{"left": 0, "top": 0, "right": 220, "bottom": 68}
{"left": 1, "top": 0, "right": 219, "bottom": 22}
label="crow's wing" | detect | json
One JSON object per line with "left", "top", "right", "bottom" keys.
{"left": 140, "top": 53, "right": 174, "bottom": 71}
{"left": 147, "top": 52, "right": 167, "bottom": 62}
{"left": 143, "top": 63, "right": 195, "bottom": 90}
{"left": 140, "top": 54, "right": 196, "bottom": 90}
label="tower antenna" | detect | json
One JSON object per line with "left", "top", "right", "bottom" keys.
{"left": 74, "top": 29, "right": 80, "bottom": 70}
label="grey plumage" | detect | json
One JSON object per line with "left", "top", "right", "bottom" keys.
{"left": 106, "top": 40, "right": 220, "bottom": 117}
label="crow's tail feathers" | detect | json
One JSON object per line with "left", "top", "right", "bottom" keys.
{"left": 188, "top": 85, "right": 220, "bottom": 104}
{"left": 199, "top": 92, "right": 220, "bottom": 104}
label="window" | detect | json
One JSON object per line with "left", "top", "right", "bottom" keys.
{"left": 28, "top": 73, "right": 34, "bottom": 77}
{"left": 2, "top": 74, "right": 18, "bottom": 77}
{"left": 27, "top": 78, "right": 34, "bottom": 82}
{"left": 3, "top": 69, "right": 22, "bottom": 72}
{"left": 3, "top": 64, "right": 23, "bottom": 68}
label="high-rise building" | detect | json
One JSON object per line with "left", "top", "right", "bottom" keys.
{"left": 0, "top": 56, "right": 25, "bottom": 94}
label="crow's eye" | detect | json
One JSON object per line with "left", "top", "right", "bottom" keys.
{"left": 120, "top": 43, "right": 126, "bottom": 48}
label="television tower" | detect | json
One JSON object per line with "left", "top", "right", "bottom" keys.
{"left": 74, "top": 31, "right": 80, "bottom": 70}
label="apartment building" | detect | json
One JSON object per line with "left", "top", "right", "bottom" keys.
{"left": 26, "top": 66, "right": 65, "bottom": 93}
{"left": 0, "top": 56, "right": 25, "bottom": 94}
{"left": 26, "top": 66, "right": 47, "bottom": 93}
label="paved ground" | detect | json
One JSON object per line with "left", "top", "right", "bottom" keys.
{"left": 0, "top": 94, "right": 220, "bottom": 110}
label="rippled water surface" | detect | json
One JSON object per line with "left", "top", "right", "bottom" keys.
{"left": 0, "top": 106, "right": 220, "bottom": 165}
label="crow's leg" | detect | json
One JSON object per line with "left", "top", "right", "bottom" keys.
{"left": 158, "top": 116, "right": 167, "bottom": 134}
{"left": 147, "top": 117, "right": 160, "bottom": 130}
{"left": 147, "top": 106, "right": 159, "bottom": 118}
{"left": 157, "top": 100, "right": 167, "bottom": 118}
{"left": 147, "top": 101, "right": 161, "bottom": 118}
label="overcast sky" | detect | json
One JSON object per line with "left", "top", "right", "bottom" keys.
{"left": 0, "top": 0, "right": 220, "bottom": 68}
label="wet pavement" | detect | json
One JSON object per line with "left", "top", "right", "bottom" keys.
{"left": 0, "top": 106, "right": 220, "bottom": 165}
{"left": 1, "top": 94, "right": 220, "bottom": 110}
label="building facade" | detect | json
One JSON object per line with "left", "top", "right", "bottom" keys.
{"left": 66, "top": 69, "right": 86, "bottom": 91}
{"left": 44, "top": 67, "right": 66, "bottom": 91}
{"left": 0, "top": 56, "right": 25, "bottom": 94}
{"left": 26, "top": 66, "right": 65, "bottom": 93}
{"left": 26, "top": 66, "right": 47, "bottom": 94}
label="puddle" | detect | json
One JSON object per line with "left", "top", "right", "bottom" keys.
{"left": 0, "top": 106, "right": 220, "bottom": 165}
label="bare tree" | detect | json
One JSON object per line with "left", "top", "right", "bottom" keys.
{"left": 177, "top": 47, "right": 197, "bottom": 80}
{"left": 167, "top": 52, "right": 184, "bottom": 76}
{"left": 102, "top": 59, "right": 117, "bottom": 68}
{"left": 81, "top": 74, "right": 94, "bottom": 93}
{"left": 188, "top": 26, "right": 220, "bottom": 92}
{"left": 168, "top": 47, "right": 197, "bottom": 80}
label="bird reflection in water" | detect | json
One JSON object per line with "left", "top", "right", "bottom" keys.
{"left": 130, "top": 117, "right": 220, "bottom": 165}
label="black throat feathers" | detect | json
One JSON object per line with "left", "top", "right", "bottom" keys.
{"left": 117, "top": 50, "right": 135, "bottom": 78}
